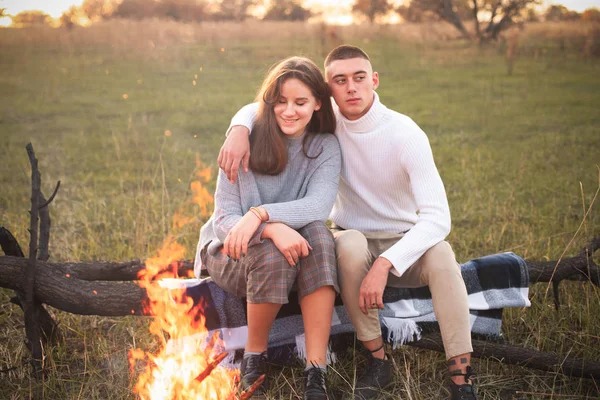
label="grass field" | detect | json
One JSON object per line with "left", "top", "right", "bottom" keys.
{"left": 1, "top": 19, "right": 600, "bottom": 399}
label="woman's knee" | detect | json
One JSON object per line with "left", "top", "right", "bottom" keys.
{"left": 298, "top": 222, "right": 336, "bottom": 260}
{"left": 248, "top": 240, "right": 290, "bottom": 274}
{"left": 299, "top": 221, "right": 334, "bottom": 245}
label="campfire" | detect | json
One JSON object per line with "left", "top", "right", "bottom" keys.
{"left": 126, "top": 162, "right": 264, "bottom": 399}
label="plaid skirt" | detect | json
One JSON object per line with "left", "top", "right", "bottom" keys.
{"left": 202, "top": 221, "right": 338, "bottom": 304}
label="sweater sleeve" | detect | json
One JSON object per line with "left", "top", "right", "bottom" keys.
{"left": 380, "top": 127, "right": 451, "bottom": 277}
{"left": 212, "top": 169, "right": 266, "bottom": 247}
{"left": 261, "top": 137, "right": 342, "bottom": 229}
{"left": 227, "top": 102, "right": 259, "bottom": 135}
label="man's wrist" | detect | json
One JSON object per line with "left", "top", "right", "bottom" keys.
{"left": 374, "top": 257, "right": 394, "bottom": 272}
{"left": 227, "top": 125, "right": 251, "bottom": 137}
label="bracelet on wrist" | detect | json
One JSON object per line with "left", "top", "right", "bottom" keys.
{"left": 249, "top": 208, "right": 262, "bottom": 221}
{"left": 250, "top": 206, "right": 268, "bottom": 222}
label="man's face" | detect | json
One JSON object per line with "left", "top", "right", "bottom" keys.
{"left": 325, "top": 57, "right": 379, "bottom": 121}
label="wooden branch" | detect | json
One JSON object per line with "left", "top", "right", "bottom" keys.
{"left": 0, "top": 227, "right": 25, "bottom": 257}
{"left": 440, "top": 0, "right": 470, "bottom": 39}
{"left": 38, "top": 180, "right": 60, "bottom": 210}
{"left": 472, "top": 0, "right": 480, "bottom": 39}
{"left": 524, "top": 237, "right": 600, "bottom": 286}
{"left": 38, "top": 193, "right": 51, "bottom": 262}
{"left": 411, "top": 333, "right": 600, "bottom": 380}
{"left": 56, "top": 259, "right": 195, "bottom": 281}
{"left": 1, "top": 256, "right": 148, "bottom": 316}
{"left": 25, "top": 143, "right": 43, "bottom": 374}
{"left": 1, "top": 226, "right": 60, "bottom": 346}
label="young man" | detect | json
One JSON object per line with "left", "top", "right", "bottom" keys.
{"left": 218, "top": 45, "right": 477, "bottom": 400}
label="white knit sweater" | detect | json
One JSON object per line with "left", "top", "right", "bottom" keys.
{"left": 229, "top": 92, "right": 451, "bottom": 277}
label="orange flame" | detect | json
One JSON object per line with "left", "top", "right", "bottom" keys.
{"left": 129, "top": 157, "right": 236, "bottom": 399}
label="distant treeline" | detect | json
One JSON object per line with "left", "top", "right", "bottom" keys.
{"left": 4, "top": 0, "right": 600, "bottom": 38}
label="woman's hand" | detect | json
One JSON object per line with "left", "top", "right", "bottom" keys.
{"left": 262, "top": 223, "right": 312, "bottom": 267}
{"left": 223, "top": 211, "right": 262, "bottom": 260}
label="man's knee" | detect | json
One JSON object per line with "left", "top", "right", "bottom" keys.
{"left": 420, "top": 241, "right": 459, "bottom": 278}
{"left": 334, "top": 229, "right": 369, "bottom": 267}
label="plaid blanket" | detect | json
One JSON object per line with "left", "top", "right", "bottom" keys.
{"left": 160, "top": 252, "right": 530, "bottom": 364}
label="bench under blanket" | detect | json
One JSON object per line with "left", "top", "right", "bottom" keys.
{"left": 160, "top": 252, "right": 530, "bottom": 365}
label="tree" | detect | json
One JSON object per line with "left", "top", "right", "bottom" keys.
{"left": 545, "top": 4, "right": 580, "bottom": 21}
{"left": 113, "top": 0, "right": 159, "bottom": 20}
{"left": 396, "top": 0, "right": 473, "bottom": 23}
{"left": 11, "top": 11, "right": 52, "bottom": 27}
{"left": 581, "top": 7, "right": 600, "bottom": 22}
{"left": 214, "top": 0, "right": 257, "bottom": 21}
{"left": 113, "top": 0, "right": 207, "bottom": 22}
{"left": 59, "top": 6, "right": 79, "bottom": 29}
{"left": 79, "top": 0, "right": 120, "bottom": 22}
{"left": 352, "top": 0, "right": 393, "bottom": 23}
{"left": 524, "top": 7, "right": 540, "bottom": 22}
{"left": 263, "top": 0, "right": 312, "bottom": 21}
{"left": 404, "top": 0, "right": 539, "bottom": 42}
{"left": 158, "top": 0, "right": 208, "bottom": 22}
{"left": 401, "top": 0, "right": 470, "bottom": 37}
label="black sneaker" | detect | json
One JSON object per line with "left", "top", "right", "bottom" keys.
{"left": 353, "top": 354, "right": 393, "bottom": 399}
{"left": 304, "top": 367, "right": 328, "bottom": 400}
{"left": 449, "top": 366, "right": 478, "bottom": 400}
{"left": 240, "top": 352, "right": 268, "bottom": 397}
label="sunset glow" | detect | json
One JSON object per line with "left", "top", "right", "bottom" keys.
{"left": 1, "top": 0, "right": 598, "bottom": 28}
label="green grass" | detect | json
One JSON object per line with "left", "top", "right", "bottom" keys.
{"left": 1, "top": 21, "right": 599, "bottom": 399}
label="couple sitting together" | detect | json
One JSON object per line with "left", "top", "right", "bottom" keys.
{"left": 194, "top": 45, "right": 477, "bottom": 400}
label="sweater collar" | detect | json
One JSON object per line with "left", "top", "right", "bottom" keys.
{"left": 286, "top": 131, "right": 306, "bottom": 149}
{"left": 336, "top": 91, "right": 385, "bottom": 134}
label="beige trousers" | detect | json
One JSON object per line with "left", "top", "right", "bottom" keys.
{"left": 333, "top": 228, "right": 473, "bottom": 359}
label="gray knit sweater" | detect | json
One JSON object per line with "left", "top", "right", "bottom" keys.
{"left": 194, "top": 132, "right": 341, "bottom": 277}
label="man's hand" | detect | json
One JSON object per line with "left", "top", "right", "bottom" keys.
{"left": 262, "top": 223, "right": 312, "bottom": 267}
{"left": 223, "top": 211, "right": 262, "bottom": 260}
{"left": 218, "top": 125, "right": 251, "bottom": 184}
{"left": 358, "top": 257, "right": 394, "bottom": 314}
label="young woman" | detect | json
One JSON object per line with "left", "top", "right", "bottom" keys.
{"left": 194, "top": 57, "right": 341, "bottom": 399}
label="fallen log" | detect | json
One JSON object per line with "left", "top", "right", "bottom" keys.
{"left": 411, "top": 333, "right": 600, "bottom": 380}
{"left": 2, "top": 239, "right": 600, "bottom": 380}
{"left": 2, "top": 238, "right": 598, "bottom": 313}
{"left": 2, "top": 240, "right": 597, "bottom": 286}
{"left": 0, "top": 255, "right": 148, "bottom": 316}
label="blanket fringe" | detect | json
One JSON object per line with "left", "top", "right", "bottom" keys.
{"left": 294, "top": 334, "right": 337, "bottom": 365}
{"left": 382, "top": 318, "right": 422, "bottom": 349}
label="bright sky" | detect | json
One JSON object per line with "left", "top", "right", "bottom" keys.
{"left": 1, "top": 0, "right": 86, "bottom": 18}
{"left": 1, "top": 0, "right": 598, "bottom": 26}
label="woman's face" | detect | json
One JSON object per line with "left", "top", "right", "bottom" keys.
{"left": 273, "top": 78, "right": 321, "bottom": 138}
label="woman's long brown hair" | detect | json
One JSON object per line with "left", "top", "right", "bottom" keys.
{"left": 249, "top": 57, "right": 336, "bottom": 175}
